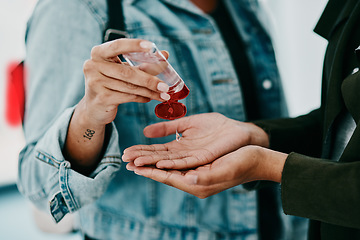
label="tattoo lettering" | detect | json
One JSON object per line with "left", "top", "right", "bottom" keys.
{"left": 83, "top": 129, "right": 95, "bottom": 140}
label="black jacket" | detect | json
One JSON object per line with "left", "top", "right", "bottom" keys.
{"left": 255, "top": 0, "right": 360, "bottom": 239}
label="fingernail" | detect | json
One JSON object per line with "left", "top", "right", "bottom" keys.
{"left": 134, "top": 170, "right": 143, "bottom": 176}
{"left": 140, "top": 41, "right": 154, "bottom": 49}
{"left": 160, "top": 93, "right": 171, "bottom": 101}
{"left": 186, "top": 175, "right": 198, "bottom": 185}
{"left": 157, "top": 82, "right": 169, "bottom": 92}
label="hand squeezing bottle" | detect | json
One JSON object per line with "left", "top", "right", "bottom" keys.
{"left": 123, "top": 43, "right": 189, "bottom": 120}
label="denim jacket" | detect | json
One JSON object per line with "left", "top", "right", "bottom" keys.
{"left": 18, "top": 0, "right": 287, "bottom": 239}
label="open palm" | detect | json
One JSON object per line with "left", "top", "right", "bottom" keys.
{"left": 122, "top": 112, "right": 267, "bottom": 169}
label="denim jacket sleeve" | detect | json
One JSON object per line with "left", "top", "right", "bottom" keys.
{"left": 18, "top": 107, "right": 122, "bottom": 223}
{"left": 17, "top": 0, "right": 121, "bottom": 223}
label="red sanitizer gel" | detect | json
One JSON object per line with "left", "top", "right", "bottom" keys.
{"left": 123, "top": 43, "right": 189, "bottom": 120}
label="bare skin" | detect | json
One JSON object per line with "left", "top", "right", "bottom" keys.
{"left": 63, "top": 2, "right": 225, "bottom": 174}
{"left": 64, "top": 39, "right": 170, "bottom": 174}
{"left": 122, "top": 113, "right": 270, "bottom": 169}
{"left": 122, "top": 113, "right": 287, "bottom": 199}
{"left": 191, "top": 0, "right": 218, "bottom": 13}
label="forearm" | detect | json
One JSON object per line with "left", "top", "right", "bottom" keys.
{"left": 256, "top": 147, "right": 287, "bottom": 183}
{"left": 243, "top": 147, "right": 286, "bottom": 191}
{"left": 245, "top": 122, "right": 270, "bottom": 148}
{"left": 64, "top": 100, "right": 107, "bottom": 174}
{"left": 20, "top": 106, "right": 121, "bottom": 222}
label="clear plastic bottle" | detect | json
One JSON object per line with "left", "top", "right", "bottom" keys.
{"left": 123, "top": 43, "right": 189, "bottom": 120}
{"left": 123, "top": 43, "right": 186, "bottom": 94}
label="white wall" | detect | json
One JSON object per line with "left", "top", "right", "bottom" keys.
{"left": 264, "top": 0, "right": 328, "bottom": 117}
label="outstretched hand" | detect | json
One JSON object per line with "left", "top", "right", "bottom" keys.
{"left": 125, "top": 145, "right": 286, "bottom": 199}
{"left": 122, "top": 113, "right": 269, "bottom": 169}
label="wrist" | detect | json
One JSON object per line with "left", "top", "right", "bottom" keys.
{"left": 64, "top": 100, "right": 108, "bottom": 173}
{"left": 258, "top": 147, "right": 287, "bottom": 183}
{"left": 247, "top": 122, "right": 270, "bottom": 147}
{"left": 74, "top": 99, "right": 107, "bottom": 131}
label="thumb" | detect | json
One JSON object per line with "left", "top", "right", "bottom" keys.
{"left": 143, "top": 121, "right": 178, "bottom": 138}
{"left": 143, "top": 115, "right": 193, "bottom": 138}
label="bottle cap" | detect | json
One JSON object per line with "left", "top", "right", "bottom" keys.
{"left": 155, "top": 102, "right": 187, "bottom": 120}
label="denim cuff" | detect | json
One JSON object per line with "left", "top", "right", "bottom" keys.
{"left": 32, "top": 107, "right": 121, "bottom": 222}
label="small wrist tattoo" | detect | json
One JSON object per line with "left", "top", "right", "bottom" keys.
{"left": 83, "top": 129, "right": 95, "bottom": 140}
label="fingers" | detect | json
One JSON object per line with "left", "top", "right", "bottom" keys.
{"left": 85, "top": 39, "right": 174, "bottom": 107}
{"left": 126, "top": 162, "right": 184, "bottom": 186}
{"left": 143, "top": 116, "right": 192, "bottom": 138}
{"left": 138, "top": 61, "right": 168, "bottom": 76}
{"left": 186, "top": 152, "right": 249, "bottom": 187}
{"left": 137, "top": 51, "right": 169, "bottom": 75}
{"left": 133, "top": 154, "right": 197, "bottom": 169}
{"left": 99, "top": 61, "right": 167, "bottom": 93}
{"left": 126, "top": 164, "right": 233, "bottom": 199}
{"left": 143, "top": 122, "right": 176, "bottom": 138}
{"left": 91, "top": 39, "right": 154, "bottom": 61}
{"left": 122, "top": 144, "right": 169, "bottom": 161}
{"left": 122, "top": 145, "right": 191, "bottom": 169}
{"left": 155, "top": 149, "right": 212, "bottom": 169}
{"left": 128, "top": 156, "right": 232, "bottom": 186}
{"left": 84, "top": 59, "right": 170, "bottom": 103}
{"left": 123, "top": 142, "right": 212, "bottom": 169}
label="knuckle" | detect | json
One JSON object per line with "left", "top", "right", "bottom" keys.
{"left": 124, "top": 81, "right": 139, "bottom": 90}
{"left": 168, "top": 160, "right": 175, "bottom": 168}
{"left": 83, "top": 59, "right": 94, "bottom": 72}
{"left": 95, "top": 91, "right": 112, "bottom": 105}
{"left": 120, "top": 65, "right": 136, "bottom": 78}
{"left": 90, "top": 45, "right": 100, "bottom": 58}
{"left": 150, "top": 155, "right": 158, "bottom": 164}
{"left": 108, "top": 41, "right": 118, "bottom": 53}
{"left": 162, "top": 172, "right": 172, "bottom": 185}
{"left": 87, "top": 76, "right": 102, "bottom": 88}
{"left": 144, "top": 75, "right": 157, "bottom": 88}
{"left": 115, "top": 38, "right": 127, "bottom": 47}
{"left": 109, "top": 39, "right": 126, "bottom": 53}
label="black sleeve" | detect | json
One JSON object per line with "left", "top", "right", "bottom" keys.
{"left": 281, "top": 152, "right": 360, "bottom": 229}
{"left": 253, "top": 108, "right": 323, "bottom": 157}
{"left": 243, "top": 108, "right": 323, "bottom": 191}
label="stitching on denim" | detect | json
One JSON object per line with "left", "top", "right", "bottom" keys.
{"left": 35, "top": 150, "right": 62, "bottom": 167}
{"left": 59, "top": 162, "right": 79, "bottom": 212}
{"left": 103, "top": 155, "right": 122, "bottom": 160}
{"left": 99, "top": 156, "right": 122, "bottom": 165}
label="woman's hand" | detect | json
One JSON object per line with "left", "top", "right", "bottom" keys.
{"left": 65, "top": 39, "right": 170, "bottom": 173}
{"left": 126, "top": 145, "right": 287, "bottom": 199}
{"left": 80, "top": 38, "right": 170, "bottom": 126}
{"left": 122, "top": 112, "right": 270, "bottom": 169}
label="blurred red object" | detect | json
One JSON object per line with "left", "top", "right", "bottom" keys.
{"left": 5, "top": 61, "right": 26, "bottom": 126}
